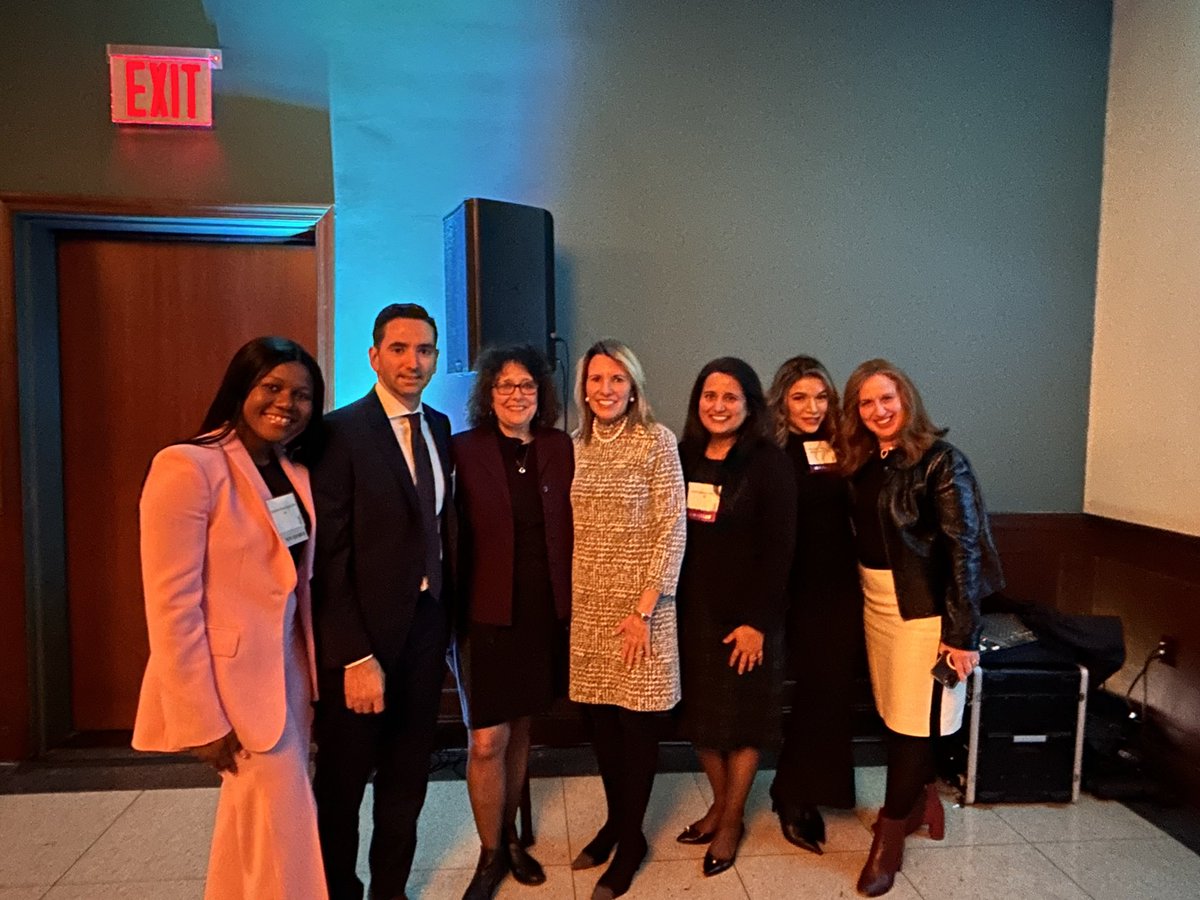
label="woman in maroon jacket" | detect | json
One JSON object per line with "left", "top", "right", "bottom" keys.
{"left": 451, "top": 345, "right": 573, "bottom": 900}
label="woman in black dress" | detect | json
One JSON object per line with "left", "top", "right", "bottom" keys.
{"left": 841, "top": 359, "right": 1003, "bottom": 897}
{"left": 674, "top": 358, "right": 796, "bottom": 878}
{"left": 451, "top": 346, "right": 574, "bottom": 900}
{"left": 766, "top": 356, "right": 864, "bottom": 853}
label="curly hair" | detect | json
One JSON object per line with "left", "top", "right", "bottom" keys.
{"left": 466, "top": 344, "right": 559, "bottom": 429}
{"left": 680, "top": 357, "right": 768, "bottom": 456}
{"left": 840, "top": 358, "right": 946, "bottom": 474}
{"left": 765, "top": 355, "right": 841, "bottom": 448}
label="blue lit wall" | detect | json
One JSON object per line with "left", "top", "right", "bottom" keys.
{"left": 0, "top": 1, "right": 1112, "bottom": 511}
{"left": 315, "top": 2, "right": 1111, "bottom": 511}
{"left": 320, "top": 2, "right": 580, "bottom": 428}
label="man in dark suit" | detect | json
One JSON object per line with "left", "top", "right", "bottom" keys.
{"left": 311, "top": 303, "right": 455, "bottom": 900}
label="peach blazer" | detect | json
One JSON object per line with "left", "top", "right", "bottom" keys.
{"left": 132, "top": 433, "right": 318, "bottom": 754}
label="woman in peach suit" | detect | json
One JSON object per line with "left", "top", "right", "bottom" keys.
{"left": 133, "top": 337, "right": 328, "bottom": 900}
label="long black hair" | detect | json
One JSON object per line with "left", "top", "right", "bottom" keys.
{"left": 185, "top": 336, "right": 326, "bottom": 463}
{"left": 466, "top": 344, "right": 560, "bottom": 429}
{"left": 680, "top": 356, "right": 768, "bottom": 462}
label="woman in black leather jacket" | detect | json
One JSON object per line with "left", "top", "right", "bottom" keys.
{"left": 840, "top": 359, "right": 1003, "bottom": 898}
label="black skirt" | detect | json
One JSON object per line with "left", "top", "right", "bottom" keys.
{"left": 678, "top": 592, "right": 784, "bottom": 751}
{"left": 455, "top": 612, "right": 566, "bottom": 729}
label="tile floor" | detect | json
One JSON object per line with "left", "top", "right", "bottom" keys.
{"left": 2, "top": 767, "right": 1198, "bottom": 899}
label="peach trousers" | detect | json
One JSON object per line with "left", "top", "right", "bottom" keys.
{"left": 205, "top": 599, "right": 327, "bottom": 900}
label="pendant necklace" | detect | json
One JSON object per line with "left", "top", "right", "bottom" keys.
{"left": 516, "top": 442, "right": 531, "bottom": 474}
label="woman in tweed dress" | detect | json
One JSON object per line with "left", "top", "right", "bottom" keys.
{"left": 569, "top": 339, "right": 687, "bottom": 900}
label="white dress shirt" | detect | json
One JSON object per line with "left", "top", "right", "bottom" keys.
{"left": 373, "top": 381, "right": 446, "bottom": 516}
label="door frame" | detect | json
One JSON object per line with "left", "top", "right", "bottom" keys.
{"left": 0, "top": 194, "right": 333, "bottom": 758}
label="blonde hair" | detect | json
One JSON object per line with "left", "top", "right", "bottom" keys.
{"left": 766, "top": 355, "right": 842, "bottom": 448}
{"left": 574, "top": 339, "right": 656, "bottom": 443}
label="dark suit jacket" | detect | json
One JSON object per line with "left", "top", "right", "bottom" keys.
{"left": 452, "top": 424, "right": 573, "bottom": 627}
{"left": 311, "top": 389, "right": 455, "bottom": 670}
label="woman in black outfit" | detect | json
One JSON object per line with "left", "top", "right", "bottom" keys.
{"left": 675, "top": 358, "right": 796, "bottom": 878}
{"left": 451, "top": 346, "right": 573, "bottom": 900}
{"left": 765, "top": 356, "right": 864, "bottom": 853}
{"left": 841, "top": 359, "right": 1003, "bottom": 897}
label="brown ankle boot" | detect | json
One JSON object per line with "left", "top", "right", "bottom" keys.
{"left": 857, "top": 813, "right": 907, "bottom": 897}
{"left": 905, "top": 783, "right": 945, "bottom": 840}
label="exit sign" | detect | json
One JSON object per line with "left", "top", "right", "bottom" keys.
{"left": 107, "top": 44, "right": 222, "bottom": 128}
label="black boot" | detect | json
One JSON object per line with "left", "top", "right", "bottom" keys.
{"left": 779, "top": 804, "right": 825, "bottom": 855}
{"left": 505, "top": 826, "right": 546, "bottom": 886}
{"left": 462, "top": 845, "right": 509, "bottom": 900}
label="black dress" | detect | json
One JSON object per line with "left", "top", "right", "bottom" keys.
{"left": 677, "top": 438, "right": 796, "bottom": 751}
{"left": 769, "top": 431, "right": 864, "bottom": 814}
{"left": 456, "top": 435, "right": 566, "bottom": 728}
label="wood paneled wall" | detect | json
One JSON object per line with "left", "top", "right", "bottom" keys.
{"left": 991, "top": 513, "right": 1200, "bottom": 804}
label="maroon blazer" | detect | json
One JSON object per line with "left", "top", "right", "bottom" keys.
{"left": 452, "top": 424, "right": 573, "bottom": 626}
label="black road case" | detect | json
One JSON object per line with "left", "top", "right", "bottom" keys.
{"left": 962, "top": 663, "right": 1088, "bottom": 804}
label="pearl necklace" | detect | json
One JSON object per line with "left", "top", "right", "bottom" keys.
{"left": 594, "top": 417, "right": 629, "bottom": 444}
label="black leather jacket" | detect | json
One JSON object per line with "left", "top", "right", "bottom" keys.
{"left": 866, "top": 440, "right": 1004, "bottom": 650}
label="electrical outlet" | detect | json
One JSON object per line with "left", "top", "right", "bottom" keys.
{"left": 1158, "top": 636, "right": 1178, "bottom": 667}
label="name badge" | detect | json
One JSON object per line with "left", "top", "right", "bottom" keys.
{"left": 803, "top": 440, "right": 838, "bottom": 470}
{"left": 267, "top": 493, "right": 308, "bottom": 547}
{"left": 687, "top": 481, "right": 721, "bottom": 523}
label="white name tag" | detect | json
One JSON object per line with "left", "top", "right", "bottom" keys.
{"left": 803, "top": 440, "right": 838, "bottom": 469}
{"left": 686, "top": 481, "right": 721, "bottom": 523}
{"left": 267, "top": 493, "right": 308, "bottom": 547}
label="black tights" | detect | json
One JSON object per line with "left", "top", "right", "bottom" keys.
{"left": 585, "top": 703, "right": 660, "bottom": 841}
{"left": 881, "top": 730, "right": 936, "bottom": 818}
{"left": 881, "top": 682, "right": 943, "bottom": 819}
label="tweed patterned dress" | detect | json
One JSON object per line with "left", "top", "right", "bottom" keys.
{"left": 569, "top": 419, "right": 687, "bottom": 712}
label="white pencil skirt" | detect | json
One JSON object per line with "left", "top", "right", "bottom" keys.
{"left": 859, "top": 566, "right": 966, "bottom": 738}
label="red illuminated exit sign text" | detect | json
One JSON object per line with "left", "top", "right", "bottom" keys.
{"left": 107, "top": 45, "right": 222, "bottom": 128}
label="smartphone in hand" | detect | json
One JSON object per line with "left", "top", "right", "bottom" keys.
{"left": 931, "top": 651, "right": 960, "bottom": 689}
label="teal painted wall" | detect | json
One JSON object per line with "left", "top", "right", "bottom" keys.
{"left": 0, "top": 1, "right": 1111, "bottom": 511}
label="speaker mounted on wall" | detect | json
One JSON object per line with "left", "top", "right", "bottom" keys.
{"left": 443, "top": 198, "right": 556, "bottom": 373}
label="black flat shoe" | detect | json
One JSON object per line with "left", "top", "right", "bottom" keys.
{"left": 702, "top": 824, "right": 744, "bottom": 877}
{"left": 591, "top": 833, "right": 648, "bottom": 900}
{"left": 780, "top": 806, "right": 825, "bottom": 855}
{"left": 675, "top": 822, "right": 716, "bottom": 844}
{"left": 572, "top": 826, "right": 618, "bottom": 870}
{"left": 506, "top": 838, "right": 546, "bottom": 886}
{"left": 462, "top": 846, "right": 509, "bottom": 900}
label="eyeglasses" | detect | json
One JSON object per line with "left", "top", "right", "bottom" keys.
{"left": 493, "top": 380, "right": 538, "bottom": 396}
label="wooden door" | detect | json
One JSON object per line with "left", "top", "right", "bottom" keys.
{"left": 56, "top": 235, "right": 320, "bottom": 731}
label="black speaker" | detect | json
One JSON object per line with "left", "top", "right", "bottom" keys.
{"left": 443, "top": 198, "right": 556, "bottom": 373}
